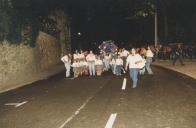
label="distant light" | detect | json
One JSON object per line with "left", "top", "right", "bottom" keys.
{"left": 142, "top": 13, "right": 148, "bottom": 17}
{"left": 78, "top": 32, "right": 81, "bottom": 36}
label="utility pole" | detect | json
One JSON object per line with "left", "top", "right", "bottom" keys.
{"left": 154, "top": 0, "right": 158, "bottom": 47}
{"left": 155, "top": 11, "right": 158, "bottom": 47}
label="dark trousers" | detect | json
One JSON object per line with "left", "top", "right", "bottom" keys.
{"left": 173, "top": 56, "right": 184, "bottom": 65}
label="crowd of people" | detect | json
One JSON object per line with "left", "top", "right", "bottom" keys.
{"left": 61, "top": 46, "right": 154, "bottom": 88}
{"left": 151, "top": 44, "right": 196, "bottom": 60}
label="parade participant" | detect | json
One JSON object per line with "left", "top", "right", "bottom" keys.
{"left": 72, "top": 60, "right": 80, "bottom": 78}
{"left": 61, "top": 52, "right": 72, "bottom": 78}
{"left": 120, "top": 48, "right": 129, "bottom": 67}
{"left": 110, "top": 56, "right": 117, "bottom": 75}
{"left": 115, "top": 55, "right": 123, "bottom": 76}
{"left": 79, "top": 60, "right": 88, "bottom": 76}
{"left": 139, "top": 56, "right": 146, "bottom": 75}
{"left": 125, "top": 48, "right": 143, "bottom": 88}
{"left": 172, "top": 44, "right": 185, "bottom": 66}
{"left": 73, "top": 50, "right": 80, "bottom": 61}
{"left": 146, "top": 46, "right": 154, "bottom": 75}
{"left": 81, "top": 61, "right": 89, "bottom": 75}
{"left": 86, "top": 50, "right": 96, "bottom": 77}
{"left": 79, "top": 50, "right": 85, "bottom": 61}
{"left": 103, "top": 53, "right": 110, "bottom": 71}
{"left": 139, "top": 47, "right": 146, "bottom": 75}
{"left": 95, "top": 56, "right": 104, "bottom": 76}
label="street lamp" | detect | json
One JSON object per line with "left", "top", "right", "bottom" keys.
{"left": 154, "top": 1, "right": 158, "bottom": 47}
{"left": 155, "top": 11, "right": 158, "bottom": 47}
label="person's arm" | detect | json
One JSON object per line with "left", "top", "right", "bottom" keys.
{"left": 86, "top": 55, "right": 89, "bottom": 61}
{"left": 125, "top": 62, "right": 128, "bottom": 71}
{"left": 135, "top": 55, "right": 143, "bottom": 64}
{"left": 125, "top": 56, "right": 130, "bottom": 71}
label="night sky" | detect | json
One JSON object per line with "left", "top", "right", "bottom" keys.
{"left": 11, "top": 0, "right": 196, "bottom": 49}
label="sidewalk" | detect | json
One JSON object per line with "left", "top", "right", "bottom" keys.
{"left": 0, "top": 64, "right": 65, "bottom": 93}
{"left": 153, "top": 59, "right": 196, "bottom": 79}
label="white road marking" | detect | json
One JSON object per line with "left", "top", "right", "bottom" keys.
{"left": 122, "top": 78, "right": 127, "bottom": 90}
{"left": 58, "top": 96, "right": 93, "bottom": 128}
{"left": 105, "top": 113, "right": 117, "bottom": 128}
{"left": 64, "top": 77, "right": 75, "bottom": 80}
{"left": 5, "top": 101, "right": 28, "bottom": 108}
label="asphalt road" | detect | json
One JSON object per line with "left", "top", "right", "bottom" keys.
{"left": 0, "top": 66, "right": 195, "bottom": 128}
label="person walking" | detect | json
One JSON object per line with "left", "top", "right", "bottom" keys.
{"left": 146, "top": 46, "right": 154, "bottom": 75}
{"left": 115, "top": 55, "right": 123, "bottom": 76}
{"left": 125, "top": 48, "right": 143, "bottom": 88}
{"left": 103, "top": 53, "right": 110, "bottom": 71}
{"left": 86, "top": 51, "right": 96, "bottom": 77}
{"left": 172, "top": 44, "right": 185, "bottom": 66}
{"left": 120, "top": 48, "right": 129, "bottom": 67}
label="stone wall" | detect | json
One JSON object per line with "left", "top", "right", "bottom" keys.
{"left": 36, "top": 31, "right": 61, "bottom": 70}
{"left": 0, "top": 31, "right": 61, "bottom": 92}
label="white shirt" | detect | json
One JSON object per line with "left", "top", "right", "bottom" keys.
{"left": 81, "top": 61, "right": 88, "bottom": 67}
{"left": 146, "top": 50, "right": 154, "bottom": 58}
{"left": 78, "top": 53, "right": 85, "bottom": 59}
{"left": 126, "top": 54, "right": 143, "bottom": 68}
{"left": 79, "top": 61, "right": 87, "bottom": 67}
{"left": 61, "top": 55, "right": 70, "bottom": 63}
{"left": 120, "top": 50, "right": 129, "bottom": 57}
{"left": 86, "top": 54, "right": 96, "bottom": 62}
{"left": 110, "top": 59, "right": 116, "bottom": 65}
{"left": 104, "top": 55, "right": 110, "bottom": 61}
{"left": 73, "top": 54, "right": 80, "bottom": 60}
{"left": 95, "top": 59, "right": 103, "bottom": 65}
{"left": 72, "top": 62, "right": 80, "bottom": 67}
{"left": 115, "top": 58, "right": 123, "bottom": 66}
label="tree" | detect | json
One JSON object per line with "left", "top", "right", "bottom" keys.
{"left": 0, "top": 0, "right": 13, "bottom": 41}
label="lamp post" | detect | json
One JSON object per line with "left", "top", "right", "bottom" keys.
{"left": 154, "top": 1, "right": 158, "bottom": 47}
{"left": 155, "top": 10, "right": 158, "bottom": 47}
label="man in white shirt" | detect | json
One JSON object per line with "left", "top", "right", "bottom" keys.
{"left": 86, "top": 51, "right": 96, "bottom": 77}
{"left": 146, "top": 46, "right": 154, "bottom": 75}
{"left": 125, "top": 48, "right": 143, "bottom": 88}
{"left": 61, "top": 52, "right": 72, "bottom": 78}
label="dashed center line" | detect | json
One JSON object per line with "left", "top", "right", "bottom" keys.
{"left": 5, "top": 101, "right": 28, "bottom": 108}
{"left": 105, "top": 113, "right": 117, "bottom": 128}
{"left": 58, "top": 96, "right": 93, "bottom": 128}
{"left": 122, "top": 78, "right": 127, "bottom": 90}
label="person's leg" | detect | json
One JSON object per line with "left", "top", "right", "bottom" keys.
{"left": 146, "top": 58, "right": 153, "bottom": 74}
{"left": 173, "top": 56, "right": 177, "bottom": 65}
{"left": 139, "top": 68, "right": 145, "bottom": 75}
{"left": 65, "top": 63, "right": 71, "bottom": 77}
{"left": 111, "top": 64, "right": 115, "bottom": 74}
{"left": 139, "top": 69, "right": 142, "bottom": 75}
{"left": 88, "top": 63, "right": 92, "bottom": 76}
{"left": 132, "top": 68, "right": 139, "bottom": 88}
{"left": 117, "top": 65, "right": 121, "bottom": 75}
{"left": 179, "top": 56, "right": 184, "bottom": 65}
{"left": 92, "top": 63, "right": 96, "bottom": 76}
{"left": 113, "top": 64, "right": 116, "bottom": 75}
{"left": 106, "top": 60, "right": 110, "bottom": 71}
{"left": 119, "top": 65, "right": 122, "bottom": 75}
{"left": 129, "top": 68, "right": 136, "bottom": 88}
